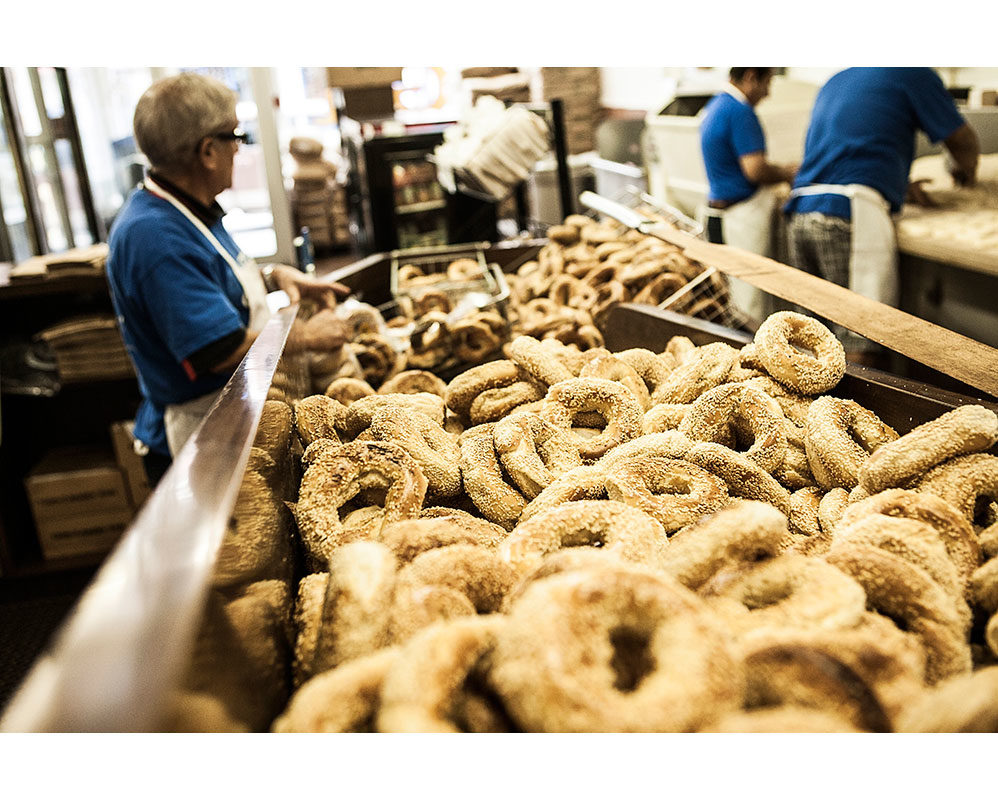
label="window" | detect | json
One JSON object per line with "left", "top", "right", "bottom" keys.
{"left": 0, "top": 67, "right": 102, "bottom": 261}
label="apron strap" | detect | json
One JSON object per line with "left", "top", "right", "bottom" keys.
{"left": 143, "top": 177, "right": 270, "bottom": 330}
{"left": 144, "top": 177, "right": 243, "bottom": 273}
{"left": 789, "top": 183, "right": 890, "bottom": 212}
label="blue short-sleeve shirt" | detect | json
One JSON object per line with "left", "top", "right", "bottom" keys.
{"left": 106, "top": 187, "right": 250, "bottom": 455}
{"left": 785, "top": 68, "right": 966, "bottom": 220}
{"left": 700, "top": 90, "right": 768, "bottom": 205}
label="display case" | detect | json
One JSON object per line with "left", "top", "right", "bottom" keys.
{"left": 4, "top": 231, "right": 997, "bottom": 730}
{"left": 341, "top": 121, "right": 498, "bottom": 254}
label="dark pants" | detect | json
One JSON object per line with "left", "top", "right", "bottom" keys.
{"left": 705, "top": 213, "right": 724, "bottom": 245}
{"left": 142, "top": 450, "right": 172, "bottom": 488}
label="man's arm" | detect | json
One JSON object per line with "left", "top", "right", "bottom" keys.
{"left": 739, "top": 152, "right": 798, "bottom": 187}
{"left": 943, "top": 123, "right": 980, "bottom": 186}
{"left": 207, "top": 330, "right": 258, "bottom": 374}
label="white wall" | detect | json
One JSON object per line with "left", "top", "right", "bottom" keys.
{"left": 599, "top": 67, "right": 998, "bottom": 112}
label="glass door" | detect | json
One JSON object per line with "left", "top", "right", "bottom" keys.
{"left": 0, "top": 67, "right": 102, "bottom": 258}
{"left": 0, "top": 101, "right": 32, "bottom": 264}
{"left": 66, "top": 67, "right": 156, "bottom": 235}
{"left": 390, "top": 151, "right": 447, "bottom": 249}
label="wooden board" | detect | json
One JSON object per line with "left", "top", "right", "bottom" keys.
{"left": 642, "top": 223, "right": 998, "bottom": 399}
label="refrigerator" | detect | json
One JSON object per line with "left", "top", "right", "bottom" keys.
{"left": 341, "top": 120, "right": 498, "bottom": 254}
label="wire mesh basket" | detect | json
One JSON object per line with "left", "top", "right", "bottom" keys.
{"left": 389, "top": 241, "right": 497, "bottom": 300}
{"left": 613, "top": 185, "right": 704, "bottom": 237}
{"left": 576, "top": 188, "right": 752, "bottom": 329}
{"left": 530, "top": 184, "right": 703, "bottom": 239}
{"left": 381, "top": 242, "right": 514, "bottom": 379}
{"left": 657, "top": 266, "right": 753, "bottom": 331}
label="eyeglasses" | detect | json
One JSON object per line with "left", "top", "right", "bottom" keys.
{"left": 212, "top": 127, "right": 251, "bottom": 145}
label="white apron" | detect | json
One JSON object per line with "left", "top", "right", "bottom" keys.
{"left": 143, "top": 177, "right": 271, "bottom": 457}
{"left": 787, "top": 183, "right": 898, "bottom": 307}
{"left": 698, "top": 185, "right": 779, "bottom": 323}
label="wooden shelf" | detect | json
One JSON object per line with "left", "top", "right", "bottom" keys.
{"left": 395, "top": 199, "right": 446, "bottom": 215}
{"left": 0, "top": 265, "right": 110, "bottom": 300}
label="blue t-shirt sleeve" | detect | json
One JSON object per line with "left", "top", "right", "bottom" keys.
{"left": 131, "top": 226, "right": 246, "bottom": 364}
{"left": 731, "top": 104, "right": 767, "bottom": 157}
{"left": 906, "top": 68, "right": 966, "bottom": 143}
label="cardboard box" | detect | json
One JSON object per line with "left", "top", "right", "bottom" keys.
{"left": 109, "top": 421, "right": 152, "bottom": 509}
{"left": 25, "top": 448, "right": 134, "bottom": 560}
{"left": 340, "top": 85, "right": 396, "bottom": 121}
{"left": 326, "top": 67, "right": 402, "bottom": 89}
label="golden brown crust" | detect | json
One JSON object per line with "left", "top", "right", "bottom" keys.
{"left": 324, "top": 376, "right": 376, "bottom": 406}
{"left": 379, "top": 369, "right": 448, "bottom": 397}
{"left": 294, "top": 440, "right": 427, "bottom": 567}
{"left": 604, "top": 455, "right": 729, "bottom": 534}
{"left": 540, "top": 377, "right": 644, "bottom": 462}
{"left": 311, "top": 541, "right": 397, "bottom": 673}
{"left": 860, "top": 405, "right": 998, "bottom": 495}
{"left": 804, "top": 396, "right": 897, "bottom": 490}
{"left": 753, "top": 311, "right": 846, "bottom": 396}
{"left": 498, "top": 499, "right": 669, "bottom": 579}
{"left": 825, "top": 541, "right": 972, "bottom": 684}
{"left": 378, "top": 617, "right": 514, "bottom": 733}
{"left": 679, "top": 383, "right": 789, "bottom": 473}
{"left": 659, "top": 499, "right": 792, "bottom": 590}
{"left": 915, "top": 452, "right": 998, "bottom": 527}
{"left": 651, "top": 342, "right": 740, "bottom": 405}
{"left": 272, "top": 646, "right": 401, "bottom": 732}
{"left": 458, "top": 423, "right": 526, "bottom": 529}
{"left": 355, "top": 408, "right": 461, "bottom": 498}
{"left": 293, "top": 394, "right": 346, "bottom": 448}
{"left": 491, "top": 565, "right": 743, "bottom": 731}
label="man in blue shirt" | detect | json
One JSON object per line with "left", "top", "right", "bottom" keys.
{"left": 107, "top": 73, "right": 348, "bottom": 485}
{"left": 699, "top": 68, "right": 798, "bottom": 324}
{"left": 784, "top": 67, "right": 979, "bottom": 363}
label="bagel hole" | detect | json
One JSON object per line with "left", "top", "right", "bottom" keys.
{"left": 455, "top": 665, "right": 519, "bottom": 733}
{"left": 873, "top": 608, "right": 910, "bottom": 633}
{"left": 973, "top": 495, "right": 998, "bottom": 528}
{"left": 654, "top": 473, "right": 693, "bottom": 497}
{"left": 563, "top": 530, "right": 606, "bottom": 548}
{"left": 572, "top": 410, "right": 607, "bottom": 434}
{"left": 732, "top": 423, "right": 757, "bottom": 453}
{"left": 608, "top": 625, "right": 656, "bottom": 693}
{"left": 338, "top": 478, "right": 389, "bottom": 521}
{"left": 357, "top": 485, "right": 390, "bottom": 507}
{"left": 788, "top": 338, "right": 817, "bottom": 359}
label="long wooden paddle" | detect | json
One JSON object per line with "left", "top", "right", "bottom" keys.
{"left": 580, "top": 191, "right": 998, "bottom": 398}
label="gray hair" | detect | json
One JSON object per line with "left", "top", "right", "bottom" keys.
{"left": 133, "top": 72, "right": 236, "bottom": 172}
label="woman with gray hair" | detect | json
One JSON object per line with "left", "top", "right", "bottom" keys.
{"left": 107, "top": 72, "right": 348, "bottom": 485}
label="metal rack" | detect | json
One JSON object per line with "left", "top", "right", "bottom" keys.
{"left": 388, "top": 241, "right": 497, "bottom": 302}
{"left": 580, "top": 189, "right": 752, "bottom": 331}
